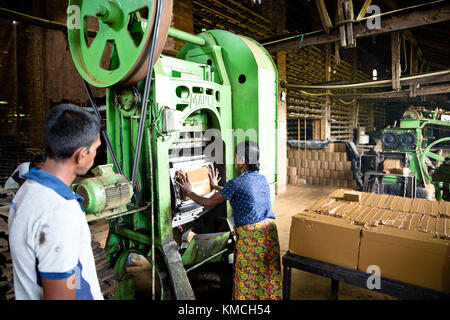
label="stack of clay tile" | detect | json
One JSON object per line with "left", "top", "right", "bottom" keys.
{"left": 305, "top": 189, "right": 450, "bottom": 240}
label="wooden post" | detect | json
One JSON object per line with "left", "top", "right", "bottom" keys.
{"left": 297, "top": 118, "right": 300, "bottom": 164}
{"left": 410, "top": 44, "right": 419, "bottom": 97}
{"left": 337, "top": 0, "right": 347, "bottom": 47}
{"left": 315, "top": 0, "right": 333, "bottom": 34}
{"left": 324, "top": 43, "right": 332, "bottom": 140}
{"left": 344, "top": 0, "right": 355, "bottom": 48}
{"left": 391, "top": 31, "right": 401, "bottom": 90}
{"left": 356, "top": 0, "right": 372, "bottom": 21}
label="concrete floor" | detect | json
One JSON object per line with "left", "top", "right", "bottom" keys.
{"left": 103, "top": 184, "right": 397, "bottom": 300}
{"left": 273, "top": 184, "right": 395, "bottom": 300}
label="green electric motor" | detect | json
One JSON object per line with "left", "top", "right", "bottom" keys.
{"left": 76, "top": 164, "right": 133, "bottom": 218}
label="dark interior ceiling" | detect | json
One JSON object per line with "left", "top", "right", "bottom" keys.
{"left": 285, "top": 0, "right": 450, "bottom": 78}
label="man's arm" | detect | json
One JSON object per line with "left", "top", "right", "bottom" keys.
{"left": 42, "top": 276, "right": 76, "bottom": 300}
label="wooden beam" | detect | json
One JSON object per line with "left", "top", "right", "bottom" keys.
{"left": 262, "top": 4, "right": 450, "bottom": 52}
{"left": 315, "top": 0, "right": 333, "bottom": 34}
{"left": 356, "top": 0, "right": 372, "bottom": 21}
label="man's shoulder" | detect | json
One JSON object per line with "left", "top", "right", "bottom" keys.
{"left": 13, "top": 180, "right": 75, "bottom": 213}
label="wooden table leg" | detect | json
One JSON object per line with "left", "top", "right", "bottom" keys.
{"left": 283, "top": 265, "right": 291, "bottom": 300}
{"left": 330, "top": 279, "right": 339, "bottom": 300}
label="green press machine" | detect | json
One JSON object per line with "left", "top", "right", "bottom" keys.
{"left": 377, "top": 106, "right": 450, "bottom": 200}
{"left": 67, "top": 0, "right": 278, "bottom": 299}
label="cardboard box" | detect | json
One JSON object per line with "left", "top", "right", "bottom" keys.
{"left": 332, "top": 153, "right": 340, "bottom": 162}
{"left": 305, "top": 168, "right": 310, "bottom": 177}
{"left": 327, "top": 143, "right": 337, "bottom": 153}
{"left": 335, "top": 161, "right": 344, "bottom": 171}
{"left": 288, "top": 175, "right": 297, "bottom": 184}
{"left": 338, "top": 143, "right": 347, "bottom": 153}
{"left": 338, "top": 171, "right": 347, "bottom": 179}
{"left": 288, "top": 166, "right": 297, "bottom": 176}
{"left": 323, "top": 170, "right": 331, "bottom": 178}
{"left": 358, "top": 226, "right": 450, "bottom": 294}
{"left": 340, "top": 152, "right": 347, "bottom": 162}
{"left": 313, "top": 177, "right": 320, "bottom": 185}
{"left": 319, "top": 152, "right": 326, "bottom": 161}
{"left": 306, "top": 150, "right": 312, "bottom": 160}
{"left": 325, "top": 152, "right": 333, "bottom": 161}
{"left": 318, "top": 169, "right": 324, "bottom": 178}
{"left": 312, "top": 151, "right": 319, "bottom": 161}
{"left": 179, "top": 167, "right": 212, "bottom": 200}
{"left": 344, "top": 161, "right": 352, "bottom": 172}
{"left": 310, "top": 168, "right": 318, "bottom": 177}
{"left": 344, "top": 191, "right": 362, "bottom": 202}
{"left": 329, "top": 161, "right": 336, "bottom": 171}
{"left": 425, "top": 200, "right": 440, "bottom": 217}
{"left": 288, "top": 158, "right": 295, "bottom": 167}
{"left": 391, "top": 167, "right": 410, "bottom": 175}
{"left": 289, "top": 213, "right": 363, "bottom": 269}
{"left": 322, "top": 161, "right": 329, "bottom": 170}
{"left": 302, "top": 159, "right": 309, "bottom": 168}
{"left": 300, "top": 167, "right": 305, "bottom": 176}
{"left": 306, "top": 177, "right": 313, "bottom": 185}
{"left": 315, "top": 160, "right": 322, "bottom": 170}
{"left": 383, "top": 159, "right": 401, "bottom": 171}
{"left": 288, "top": 149, "right": 294, "bottom": 159}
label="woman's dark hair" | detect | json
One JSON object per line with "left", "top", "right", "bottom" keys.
{"left": 236, "top": 140, "right": 260, "bottom": 171}
{"left": 44, "top": 104, "right": 101, "bottom": 160}
{"left": 32, "top": 154, "right": 46, "bottom": 165}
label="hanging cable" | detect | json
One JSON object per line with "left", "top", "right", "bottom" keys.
{"left": 131, "top": 0, "right": 163, "bottom": 192}
{"left": 400, "top": 34, "right": 408, "bottom": 73}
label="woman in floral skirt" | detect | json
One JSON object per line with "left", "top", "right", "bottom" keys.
{"left": 177, "top": 140, "right": 282, "bottom": 300}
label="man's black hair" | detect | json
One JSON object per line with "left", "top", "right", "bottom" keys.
{"left": 44, "top": 104, "right": 101, "bottom": 160}
{"left": 236, "top": 140, "right": 260, "bottom": 171}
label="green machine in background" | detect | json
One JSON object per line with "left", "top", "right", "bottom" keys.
{"left": 379, "top": 106, "right": 450, "bottom": 200}
{"left": 67, "top": 0, "right": 277, "bottom": 299}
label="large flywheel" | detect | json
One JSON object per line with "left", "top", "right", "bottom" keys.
{"left": 68, "top": 0, "right": 173, "bottom": 88}
{"left": 420, "top": 137, "right": 450, "bottom": 183}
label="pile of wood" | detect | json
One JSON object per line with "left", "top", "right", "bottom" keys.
{"left": 0, "top": 219, "right": 13, "bottom": 300}
{"left": 0, "top": 136, "right": 44, "bottom": 186}
{"left": 287, "top": 142, "right": 358, "bottom": 188}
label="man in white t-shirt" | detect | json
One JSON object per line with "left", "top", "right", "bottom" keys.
{"left": 4, "top": 155, "right": 46, "bottom": 190}
{"left": 8, "top": 104, "right": 103, "bottom": 300}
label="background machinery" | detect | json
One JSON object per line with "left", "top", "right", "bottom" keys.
{"left": 67, "top": 0, "right": 278, "bottom": 299}
{"left": 357, "top": 106, "right": 450, "bottom": 200}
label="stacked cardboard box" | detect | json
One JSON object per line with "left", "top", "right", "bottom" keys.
{"left": 287, "top": 142, "right": 357, "bottom": 188}
{"left": 289, "top": 190, "right": 450, "bottom": 294}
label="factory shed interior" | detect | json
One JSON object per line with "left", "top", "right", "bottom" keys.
{"left": 0, "top": 0, "right": 449, "bottom": 301}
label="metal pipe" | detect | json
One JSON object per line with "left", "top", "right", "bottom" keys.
{"left": 168, "top": 27, "right": 206, "bottom": 46}
{"left": 283, "top": 69, "right": 450, "bottom": 90}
